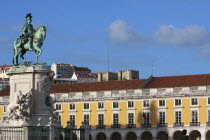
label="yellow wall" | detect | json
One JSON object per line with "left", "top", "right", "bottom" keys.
{"left": 90, "top": 102, "right": 97, "bottom": 127}
{"left": 0, "top": 106, "right": 3, "bottom": 120}
{"left": 135, "top": 101, "right": 142, "bottom": 126}
{"left": 182, "top": 99, "right": 190, "bottom": 125}
{"left": 120, "top": 101, "right": 127, "bottom": 126}
{"left": 199, "top": 98, "right": 207, "bottom": 124}
{"left": 76, "top": 103, "right": 83, "bottom": 127}
{"left": 61, "top": 104, "right": 69, "bottom": 127}
{"left": 151, "top": 100, "right": 158, "bottom": 126}
{"left": 105, "top": 102, "right": 112, "bottom": 127}
{"left": 1, "top": 97, "right": 210, "bottom": 128}
{"left": 166, "top": 99, "right": 174, "bottom": 126}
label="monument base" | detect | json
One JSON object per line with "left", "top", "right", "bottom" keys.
{"left": 0, "top": 64, "right": 61, "bottom": 140}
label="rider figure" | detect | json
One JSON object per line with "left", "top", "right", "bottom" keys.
{"left": 21, "top": 13, "right": 35, "bottom": 51}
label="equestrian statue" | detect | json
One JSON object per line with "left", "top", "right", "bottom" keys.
{"left": 13, "top": 13, "right": 46, "bottom": 66}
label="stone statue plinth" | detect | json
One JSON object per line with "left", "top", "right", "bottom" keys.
{"left": 1, "top": 64, "right": 56, "bottom": 127}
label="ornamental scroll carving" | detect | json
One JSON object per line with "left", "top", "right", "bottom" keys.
{"left": 39, "top": 71, "right": 55, "bottom": 94}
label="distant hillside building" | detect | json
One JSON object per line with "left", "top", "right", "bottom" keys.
{"left": 0, "top": 65, "right": 12, "bottom": 79}
{"left": 98, "top": 70, "right": 139, "bottom": 81}
{"left": 51, "top": 63, "right": 98, "bottom": 84}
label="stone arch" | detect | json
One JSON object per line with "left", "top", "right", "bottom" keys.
{"left": 141, "top": 131, "right": 153, "bottom": 140}
{"left": 126, "top": 131, "right": 137, "bottom": 140}
{"left": 89, "top": 134, "right": 92, "bottom": 140}
{"left": 173, "top": 130, "right": 182, "bottom": 140}
{"left": 189, "top": 130, "right": 201, "bottom": 140}
{"left": 96, "top": 132, "right": 106, "bottom": 140}
{"left": 206, "top": 130, "right": 210, "bottom": 140}
{"left": 72, "top": 133, "right": 77, "bottom": 140}
{"left": 157, "top": 131, "right": 169, "bottom": 140}
{"left": 111, "top": 132, "right": 122, "bottom": 140}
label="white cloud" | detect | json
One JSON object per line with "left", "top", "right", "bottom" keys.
{"left": 107, "top": 19, "right": 146, "bottom": 44}
{"left": 154, "top": 25, "right": 210, "bottom": 46}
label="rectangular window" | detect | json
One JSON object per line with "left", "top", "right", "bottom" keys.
{"left": 113, "top": 114, "right": 119, "bottom": 124}
{"left": 159, "top": 112, "right": 165, "bottom": 124}
{"left": 98, "top": 102, "right": 104, "bottom": 109}
{"left": 69, "top": 115, "right": 75, "bottom": 125}
{"left": 175, "top": 111, "right": 182, "bottom": 123}
{"left": 84, "top": 103, "right": 89, "bottom": 109}
{"left": 3, "top": 106, "right": 7, "bottom": 112}
{"left": 192, "top": 110, "right": 198, "bottom": 122}
{"left": 143, "top": 100, "right": 149, "bottom": 107}
{"left": 56, "top": 104, "right": 61, "bottom": 110}
{"left": 208, "top": 110, "right": 210, "bottom": 122}
{"left": 98, "top": 114, "right": 104, "bottom": 125}
{"left": 70, "top": 104, "right": 75, "bottom": 110}
{"left": 128, "top": 101, "right": 134, "bottom": 108}
{"left": 58, "top": 114, "right": 62, "bottom": 124}
{"left": 113, "top": 102, "right": 119, "bottom": 108}
{"left": 208, "top": 98, "right": 210, "bottom": 105}
{"left": 159, "top": 100, "right": 165, "bottom": 106}
{"left": 175, "top": 99, "right": 181, "bottom": 106}
{"left": 128, "top": 113, "right": 134, "bottom": 124}
{"left": 84, "top": 114, "right": 90, "bottom": 125}
{"left": 143, "top": 112, "right": 150, "bottom": 124}
{"left": 191, "top": 98, "right": 198, "bottom": 105}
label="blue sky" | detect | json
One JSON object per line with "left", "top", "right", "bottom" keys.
{"left": 1, "top": 0, "right": 210, "bottom": 78}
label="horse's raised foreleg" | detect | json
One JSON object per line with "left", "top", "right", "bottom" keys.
{"left": 34, "top": 47, "right": 42, "bottom": 64}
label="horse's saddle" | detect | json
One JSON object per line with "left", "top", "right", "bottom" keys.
{"left": 16, "top": 36, "right": 30, "bottom": 47}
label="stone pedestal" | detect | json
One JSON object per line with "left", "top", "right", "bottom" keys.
{"left": 7, "top": 64, "right": 54, "bottom": 126}
{"left": 0, "top": 64, "right": 61, "bottom": 140}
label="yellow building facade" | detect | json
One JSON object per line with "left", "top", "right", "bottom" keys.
{"left": 1, "top": 74, "right": 210, "bottom": 140}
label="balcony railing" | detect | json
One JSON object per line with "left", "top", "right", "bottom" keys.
{"left": 173, "top": 122, "right": 184, "bottom": 127}
{"left": 111, "top": 124, "right": 121, "bottom": 128}
{"left": 126, "top": 124, "right": 136, "bottom": 128}
{"left": 141, "top": 123, "right": 151, "bottom": 128}
{"left": 190, "top": 122, "right": 200, "bottom": 126}
{"left": 96, "top": 124, "right": 106, "bottom": 129}
{"left": 158, "top": 123, "right": 167, "bottom": 127}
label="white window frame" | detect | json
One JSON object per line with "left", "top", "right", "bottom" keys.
{"left": 143, "top": 100, "right": 150, "bottom": 108}
{"left": 191, "top": 98, "right": 198, "bottom": 106}
{"left": 69, "top": 114, "right": 76, "bottom": 125}
{"left": 83, "top": 113, "right": 90, "bottom": 125}
{"left": 191, "top": 110, "right": 199, "bottom": 123}
{"left": 56, "top": 104, "right": 62, "bottom": 111}
{"left": 84, "top": 103, "right": 90, "bottom": 110}
{"left": 113, "top": 102, "right": 119, "bottom": 109}
{"left": 112, "top": 113, "right": 119, "bottom": 125}
{"left": 128, "top": 101, "right": 134, "bottom": 108}
{"left": 128, "top": 113, "right": 135, "bottom": 125}
{"left": 174, "top": 111, "right": 182, "bottom": 123}
{"left": 98, "top": 114, "right": 104, "bottom": 125}
{"left": 158, "top": 111, "right": 166, "bottom": 124}
{"left": 159, "top": 100, "right": 165, "bottom": 107}
{"left": 69, "top": 103, "right": 75, "bottom": 110}
{"left": 98, "top": 102, "right": 104, "bottom": 109}
{"left": 175, "top": 99, "right": 182, "bottom": 106}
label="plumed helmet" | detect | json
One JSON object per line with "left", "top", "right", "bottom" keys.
{"left": 25, "top": 13, "right": 32, "bottom": 19}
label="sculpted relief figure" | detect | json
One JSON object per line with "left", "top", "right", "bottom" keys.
{"left": 6, "top": 90, "right": 33, "bottom": 120}
{"left": 13, "top": 13, "right": 47, "bottom": 66}
{"left": 39, "top": 71, "right": 55, "bottom": 94}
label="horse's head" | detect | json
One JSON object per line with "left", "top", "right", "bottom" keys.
{"left": 34, "top": 26, "right": 46, "bottom": 42}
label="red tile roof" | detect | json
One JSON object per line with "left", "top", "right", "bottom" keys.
{"left": 145, "top": 74, "right": 210, "bottom": 88}
{"left": 0, "top": 86, "right": 10, "bottom": 96}
{"left": 51, "top": 79, "right": 146, "bottom": 93}
{"left": 2, "top": 74, "right": 210, "bottom": 96}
